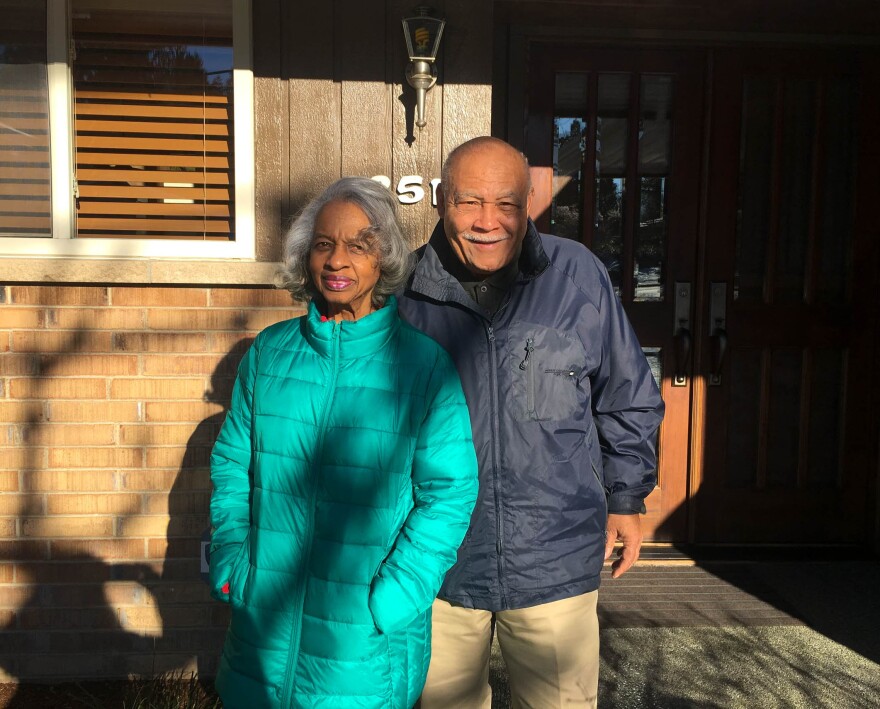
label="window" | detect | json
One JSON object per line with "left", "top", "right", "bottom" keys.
{"left": 0, "top": 0, "right": 254, "bottom": 259}
{"left": 0, "top": 1, "right": 51, "bottom": 236}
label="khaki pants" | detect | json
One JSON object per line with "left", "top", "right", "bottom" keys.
{"left": 418, "top": 592, "right": 599, "bottom": 709}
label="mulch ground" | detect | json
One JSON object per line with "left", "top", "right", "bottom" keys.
{"left": 0, "top": 681, "right": 132, "bottom": 708}
{"left": 0, "top": 680, "right": 221, "bottom": 708}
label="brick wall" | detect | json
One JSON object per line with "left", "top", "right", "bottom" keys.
{"left": 0, "top": 284, "right": 303, "bottom": 682}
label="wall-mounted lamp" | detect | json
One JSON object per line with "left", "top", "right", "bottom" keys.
{"left": 402, "top": 7, "right": 445, "bottom": 129}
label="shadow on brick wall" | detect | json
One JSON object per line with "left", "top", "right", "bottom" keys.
{"left": 149, "top": 337, "right": 254, "bottom": 686}
{"left": 1, "top": 327, "right": 166, "bottom": 701}
{"left": 1, "top": 329, "right": 255, "bottom": 702}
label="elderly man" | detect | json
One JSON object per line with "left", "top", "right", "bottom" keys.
{"left": 398, "top": 136, "right": 664, "bottom": 708}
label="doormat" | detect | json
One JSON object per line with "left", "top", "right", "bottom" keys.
{"left": 598, "top": 564, "right": 805, "bottom": 628}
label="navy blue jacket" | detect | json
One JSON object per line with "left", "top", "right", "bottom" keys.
{"left": 398, "top": 220, "right": 664, "bottom": 611}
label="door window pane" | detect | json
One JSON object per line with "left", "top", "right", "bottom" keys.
{"left": 642, "top": 347, "right": 663, "bottom": 392}
{"left": 635, "top": 177, "right": 666, "bottom": 301}
{"left": 596, "top": 74, "right": 628, "bottom": 175}
{"left": 642, "top": 346, "right": 663, "bottom": 473}
{"left": 638, "top": 75, "right": 672, "bottom": 175}
{"left": 551, "top": 73, "right": 588, "bottom": 241}
{"left": 594, "top": 74, "right": 629, "bottom": 293}
{"left": 0, "top": 0, "right": 50, "bottom": 236}
{"left": 594, "top": 178, "right": 624, "bottom": 291}
{"left": 634, "top": 72, "right": 673, "bottom": 302}
{"left": 72, "top": 0, "right": 234, "bottom": 240}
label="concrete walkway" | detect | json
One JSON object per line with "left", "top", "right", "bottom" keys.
{"left": 488, "top": 561, "right": 880, "bottom": 708}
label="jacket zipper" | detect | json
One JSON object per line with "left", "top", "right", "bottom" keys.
{"left": 282, "top": 320, "right": 340, "bottom": 706}
{"left": 519, "top": 338, "right": 536, "bottom": 419}
{"left": 486, "top": 324, "right": 507, "bottom": 607}
{"left": 518, "top": 337, "right": 534, "bottom": 370}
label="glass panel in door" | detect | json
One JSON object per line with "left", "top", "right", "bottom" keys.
{"left": 530, "top": 48, "right": 705, "bottom": 542}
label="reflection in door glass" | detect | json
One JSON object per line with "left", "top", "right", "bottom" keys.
{"left": 635, "top": 75, "right": 672, "bottom": 302}
{"left": 642, "top": 347, "right": 663, "bottom": 391}
{"left": 642, "top": 347, "right": 663, "bottom": 463}
{"left": 635, "top": 177, "right": 667, "bottom": 301}
{"left": 594, "top": 74, "right": 629, "bottom": 293}
{"left": 594, "top": 178, "right": 624, "bottom": 291}
{"left": 638, "top": 75, "right": 672, "bottom": 174}
{"left": 552, "top": 73, "right": 588, "bottom": 241}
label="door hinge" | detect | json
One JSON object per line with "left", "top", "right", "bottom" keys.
{"left": 73, "top": 176, "right": 80, "bottom": 200}
{"left": 69, "top": 39, "right": 76, "bottom": 63}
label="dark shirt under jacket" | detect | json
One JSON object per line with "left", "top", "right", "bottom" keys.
{"left": 433, "top": 232, "right": 520, "bottom": 317}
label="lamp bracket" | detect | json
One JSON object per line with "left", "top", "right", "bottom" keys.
{"left": 405, "top": 60, "right": 437, "bottom": 91}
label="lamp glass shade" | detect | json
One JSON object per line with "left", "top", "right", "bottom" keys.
{"left": 401, "top": 15, "right": 445, "bottom": 62}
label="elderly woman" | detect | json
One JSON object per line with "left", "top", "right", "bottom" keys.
{"left": 208, "top": 177, "right": 478, "bottom": 708}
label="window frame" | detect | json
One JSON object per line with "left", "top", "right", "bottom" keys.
{"left": 0, "top": 0, "right": 255, "bottom": 260}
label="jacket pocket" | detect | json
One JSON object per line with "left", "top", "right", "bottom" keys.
{"left": 226, "top": 534, "right": 251, "bottom": 606}
{"left": 508, "top": 322, "right": 587, "bottom": 422}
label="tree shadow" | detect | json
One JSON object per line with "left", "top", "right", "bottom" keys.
{"left": 148, "top": 337, "right": 254, "bottom": 685}
{"left": 1, "top": 326, "right": 256, "bottom": 703}
{"left": 1, "top": 327, "right": 164, "bottom": 703}
{"left": 588, "top": 488, "right": 880, "bottom": 708}
{"left": 653, "top": 487, "right": 880, "bottom": 664}
{"left": 598, "top": 617, "right": 880, "bottom": 708}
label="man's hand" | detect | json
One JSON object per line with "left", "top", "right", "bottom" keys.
{"left": 604, "top": 513, "right": 643, "bottom": 579}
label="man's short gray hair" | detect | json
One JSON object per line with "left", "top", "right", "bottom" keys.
{"left": 441, "top": 136, "right": 532, "bottom": 195}
{"left": 278, "top": 177, "right": 414, "bottom": 306}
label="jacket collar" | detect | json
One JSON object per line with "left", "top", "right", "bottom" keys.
{"left": 408, "top": 219, "right": 550, "bottom": 305}
{"left": 304, "top": 295, "right": 399, "bottom": 359}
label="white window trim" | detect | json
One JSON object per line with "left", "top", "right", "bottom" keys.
{"left": 0, "top": 0, "right": 255, "bottom": 260}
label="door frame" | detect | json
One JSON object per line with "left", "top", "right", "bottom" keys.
{"left": 521, "top": 43, "right": 707, "bottom": 542}
{"left": 508, "top": 36, "right": 880, "bottom": 548}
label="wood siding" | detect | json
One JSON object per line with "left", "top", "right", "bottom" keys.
{"left": 253, "top": 0, "right": 493, "bottom": 260}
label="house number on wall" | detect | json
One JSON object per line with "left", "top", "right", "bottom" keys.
{"left": 372, "top": 175, "right": 441, "bottom": 206}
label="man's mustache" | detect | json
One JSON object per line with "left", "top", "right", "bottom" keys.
{"left": 461, "top": 232, "right": 509, "bottom": 244}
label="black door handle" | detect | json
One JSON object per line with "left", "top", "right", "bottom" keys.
{"left": 710, "top": 327, "right": 728, "bottom": 381}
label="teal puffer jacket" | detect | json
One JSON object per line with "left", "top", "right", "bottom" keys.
{"left": 209, "top": 296, "right": 478, "bottom": 709}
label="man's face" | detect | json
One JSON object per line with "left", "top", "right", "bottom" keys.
{"left": 438, "top": 143, "right": 533, "bottom": 278}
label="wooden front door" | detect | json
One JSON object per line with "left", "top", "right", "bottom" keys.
{"left": 525, "top": 47, "right": 706, "bottom": 541}
{"left": 695, "top": 49, "right": 874, "bottom": 543}
{"left": 524, "top": 44, "right": 876, "bottom": 546}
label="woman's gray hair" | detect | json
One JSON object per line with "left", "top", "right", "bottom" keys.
{"left": 278, "top": 177, "right": 414, "bottom": 307}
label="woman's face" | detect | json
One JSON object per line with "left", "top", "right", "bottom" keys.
{"left": 309, "top": 200, "right": 381, "bottom": 321}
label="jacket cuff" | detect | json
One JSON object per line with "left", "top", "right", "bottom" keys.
{"left": 607, "top": 495, "right": 647, "bottom": 515}
{"left": 208, "top": 541, "right": 243, "bottom": 603}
